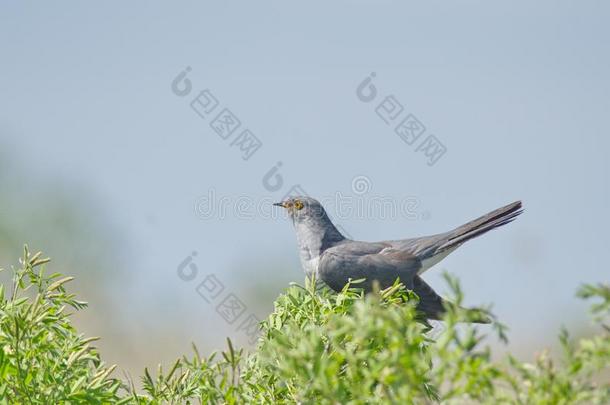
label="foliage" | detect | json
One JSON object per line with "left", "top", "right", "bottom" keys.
{"left": 0, "top": 247, "right": 124, "bottom": 404}
{"left": 0, "top": 247, "right": 608, "bottom": 404}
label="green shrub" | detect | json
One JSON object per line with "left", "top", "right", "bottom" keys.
{"left": 1, "top": 247, "right": 608, "bottom": 404}
{"left": 0, "top": 247, "right": 124, "bottom": 404}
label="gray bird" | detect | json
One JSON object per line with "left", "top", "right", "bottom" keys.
{"left": 274, "top": 196, "right": 523, "bottom": 321}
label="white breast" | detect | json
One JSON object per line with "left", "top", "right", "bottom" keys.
{"left": 300, "top": 255, "right": 320, "bottom": 278}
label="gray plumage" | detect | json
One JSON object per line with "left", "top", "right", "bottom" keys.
{"left": 275, "top": 196, "right": 523, "bottom": 322}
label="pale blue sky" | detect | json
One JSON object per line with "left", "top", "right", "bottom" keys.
{"left": 1, "top": 1, "right": 609, "bottom": 370}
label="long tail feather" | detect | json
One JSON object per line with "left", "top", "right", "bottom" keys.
{"left": 438, "top": 201, "right": 523, "bottom": 252}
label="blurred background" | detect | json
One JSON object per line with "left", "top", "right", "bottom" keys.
{"left": 1, "top": 1, "right": 608, "bottom": 377}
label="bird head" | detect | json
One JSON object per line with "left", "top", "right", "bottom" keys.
{"left": 273, "top": 196, "right": 327, "bottom": 224}
{"left": 274, "top": 196, "right": 346, "bottom": 247}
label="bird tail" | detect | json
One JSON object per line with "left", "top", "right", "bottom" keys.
{"left": 437, "top": 201, "right": 523, "bottom": 253}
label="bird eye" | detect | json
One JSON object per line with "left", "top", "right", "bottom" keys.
{"left": 294, "top": 200, "right": 304, "bottom": 210}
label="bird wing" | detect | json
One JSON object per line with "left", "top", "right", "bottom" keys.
{"left": 318, "top": 243, "right": 422, "bottom": 293}
{"left": 411, "top": 275, "right": 446, "bottom": 319}
{"left": 318, "top": 244, "right": 488, "bottom": 322}
{"left": 413, "top": 276, "right": 491, "bottom": 323}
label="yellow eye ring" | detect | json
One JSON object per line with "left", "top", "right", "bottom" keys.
{"left": 294, "top": 200, "right": 304, "bottom": 210}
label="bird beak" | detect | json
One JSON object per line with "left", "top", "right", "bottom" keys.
{"left": 273, "top": 202, "right": 286, "bottom": 208}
